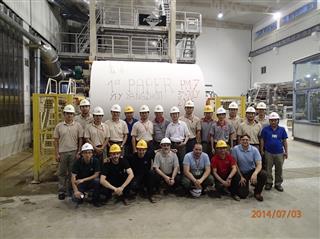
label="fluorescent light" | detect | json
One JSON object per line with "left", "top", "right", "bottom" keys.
{"left": 273, "top": 12, "right": 281, "bottom": 20}
{"left": 217, "top": 12, "right": 223, "bottom": 19}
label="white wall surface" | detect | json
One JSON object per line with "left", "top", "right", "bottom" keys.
{"left": 251, "top": 35, "right": 320, "bottom": 85}
{"left": 3, "top": 0, "right": 60, "bottom": 46}
{"left": 196, "top": 27, "right": 251, "bottom": 96}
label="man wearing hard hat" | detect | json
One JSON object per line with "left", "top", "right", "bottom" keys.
{"left": 105, "top": 104, "right": 129, "bottom": 154}
{"left": 210, "top": 106, "right": 235, "bottom": 154}
{"left": 153, "top": 137, "right": 180, "bottom": 194}
{"left": 181, "top": 143, "right": 214, "bottom": 197}
{"left": 260, "top": 112, "right": 288, "bottom": 192}
{"left": 131, "top": 105, "right": 154, "bottom": 153}
{"left": 54, "top": 104, "right": 83, "bottom": 200}
{"left": 227, "top": 102, "right": 243, "bottom": 147}
{"left": 129, "top": 140, "right": 157, "bottom": 203}
{"left": 100, "top": 144, "right": 134, "bottom": 205}
{"left": 237, "top": 106, "right": 262, "bottom": 149}
{"left": 165, "top": 106, "right": 190, "bottom": 172}
{"left": 255, "top": 102, "right": 269, "bottom": 128}
{"left": 152, "top": 105, "right": 170, "bottom": 150}
{"left": 75, "top": 99, "right": 93, "bottom": 130}
{"left": 123, "top": 105, "right": 138, "bottom": 158}
{"left": 200, "top": 105, "right": 215, "bottom": 159}
{"left": 71, "top": 143, "right": 101, "bottom": 207}
{"left": 84, "top": 106, "right": 110, "bottom": 166}
{"left": 211, "top": 140, "right": 241, "bottom": 201}
{"left": 179, "top": 100, "right": 201, "bottom": 153}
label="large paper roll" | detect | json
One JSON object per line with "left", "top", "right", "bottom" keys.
{"left": 89, "top": 61, "right": 206, "bottom": 119}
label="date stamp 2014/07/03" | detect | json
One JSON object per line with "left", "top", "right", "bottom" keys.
{"left": 251, "top": 209, "right": 303, "bottom": 219}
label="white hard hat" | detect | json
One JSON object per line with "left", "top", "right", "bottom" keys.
{"left": 256, "top": 102, "right": 267, "bottom": 109}
{"left": 269, "top": 112, "right": 280, "bottom": 120}
{"left": 139, "top": 105, "right": 150, "bottom": 113}
{"left": 160, "top": 137, "right": 171, "bottom": 145}
{"left": 111, "top": 104, "right": 121, "bottom": 112}
{"left": 63, "top": 104, "right": 75, "bottom": 113}
{"left": 93, "top": 106, "right": 104, "bottom": 116}
{"left": 246, "top": 106, "right": 256, "bottom": 113}
{"left": 170, "top": 106, "right": 180, "bottom": 114}
{"left": 216, "top": 107, "right": 226, "bottom": 114}
{"left": 190, "top": 188, "right": 202, "bottom": 198}
{"left": 81, "top": 143, "right": 94, "bottom": 152}
{"left": 228, "top": 102, "right": 238, "bottom": 109}
{"left": 185, "top": 100, "right": 195, "bottom": 107}
{"left": 154, "top": 105, "right": 164, "bottom": 113}
{"left": 79, "top": 99, "right": 90, "bottom": 106}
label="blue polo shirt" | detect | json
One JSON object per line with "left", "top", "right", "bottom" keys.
{"left": 261, "top": 125, "right": 287, "bottom": 154}
{"left": 232, "top": 145, "right": 261, "bottom": 174}
{"left": 124, "top": 118, "right": 138, "bottom": 146}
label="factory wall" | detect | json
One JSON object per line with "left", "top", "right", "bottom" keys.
{"left": 196, "top": 27, "right": 251, "bottom": 96}
{"left": 0, "top": 1, "right": 59, "bottom": 160}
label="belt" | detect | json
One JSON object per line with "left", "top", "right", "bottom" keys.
{"left": 110, "top": 141, "right": 123, "bottom": 144}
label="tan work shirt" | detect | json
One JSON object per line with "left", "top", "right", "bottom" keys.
{"left": 237, "top": 120, "right": 262, "bottom": 144}
{"left": 131, "top": 120, "right": 153, "bottom": 141}
{"left": 75, "top": 113, "right": 93, "bottom": 131}
{"left": 84, "top": 122, "right": 110, "bottom": 146}
{"left": 227, "top": 116, "right": 243, "bottom": 140}
{"left": 105, "top": 119, "right": 128, "bottom": 142}
{"left": 179, "top": 115, "right": 201, "bottom": 139}
{"left": 54, "top": 121, "right": 83, "bottom": 153}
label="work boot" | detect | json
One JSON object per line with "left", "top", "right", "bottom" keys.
{"left": 254, "top": 193, "right": 264, "bottom": 202}
{"left": 275, "top": 185, "right": 284, "bottom": 192}
{"left": 265, "top": 184, "right": 272, "bottom": 190}
{"left": 58, "top": 193, "right": 65, "bottom": 200}
{"left": 231, "top": 194, "right": 241, "bottom": 201}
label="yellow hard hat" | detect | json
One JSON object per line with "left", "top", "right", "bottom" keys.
{"left": 109, "top": 144, "right": 121, "bottom": 153}
{"left": 136, "top": 139, "right": 148, "bottom": 149}
{"left": 124, "top": 105, "right": 134, "bottom": 113}
{"left": 216, "top": 140, "right": 228, "bottom": 148}
{"left": 204, "top": 105, "right": 213, "bottom": 113}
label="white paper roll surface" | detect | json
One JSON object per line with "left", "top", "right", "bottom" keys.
{"left": 89, "top": 61, "right": 206, "bottom": 119}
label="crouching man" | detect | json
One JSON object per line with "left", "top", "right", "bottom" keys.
{"left": 153, "top": 137, "right": 181, "bottom": 195}
{"left": 211, "top": 140, "right": 241, "bottom": 201}
{"left": 181, "top": 143, "right": 214, "bottom": 197}
{"left": 71, "top": 143, "right": 101, "bottom": 207}
{"left": 100, "top": 144, "right": 134, "bottom": 205}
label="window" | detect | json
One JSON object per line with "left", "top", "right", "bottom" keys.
{"left": 255, "top": 21, "right": 277, "bottom": 39}
{"left": 0, "top": 15, "right": 24, "bottom": 127}
{"left": 281, "top": 0, "right": 317, "bottom": 26}
{"left": 294, "top": 53, "right": 320, "bottom": 124}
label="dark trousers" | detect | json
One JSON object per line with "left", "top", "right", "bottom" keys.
{"left": 76, "top": 177, "right": 100, "bottom": 203}
{"left": 171, "top": 142, "right": 186, "bottom": 173}
{"left": 186, "top": 138, "right": 197, "bottom": 153}
{"left": 153, "top": 171, "right": 182, "bottom": 191}
{"left": 201, "top": 141, "right": 212, "bottom": 160}
{"left": 214, "top": 173, "right": 240, "bottom": 196}
{"left": 100, "top": 174, "right": 131, "bottom": 199}
{"left": 238, "top": 169, "right": 267, "bottom": 198}
{"left": 131, "top": 170, "right": 157, "bottom": 195}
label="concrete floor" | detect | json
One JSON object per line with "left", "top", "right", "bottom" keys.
{"left": 0, "top": 138, "right": 319, "bottom": 239}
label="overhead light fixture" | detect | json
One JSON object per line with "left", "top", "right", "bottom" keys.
{"left": 272, "top": 12, "right": 281, "bottom": 20}
{"left": 217, "top": 12, "right": 223, "bottom": 19}
{"left": 305, "top": 74, "right": 311, "bottom": 78}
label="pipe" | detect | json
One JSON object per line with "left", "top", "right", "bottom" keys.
{"left": 0, "top": 8, "right": 65, "bottom": 81}
{"left": 169, "top": 0, "right": 176, "bottom": 63}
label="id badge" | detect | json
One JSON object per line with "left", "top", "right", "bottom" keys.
{"left": 194, "top": 169, "right": 201, "bottom": 176}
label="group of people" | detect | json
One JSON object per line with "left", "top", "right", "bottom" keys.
{"left": 53, "top": 99, "right": 288, "bottom": 207}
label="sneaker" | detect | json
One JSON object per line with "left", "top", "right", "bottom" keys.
{"left": 148, "top": 196, "right": 156, "bottom": 203}
{"left": 254, "top": 193, "right": 264, "bottom": 202}
{"left": 275, "top": 185, "right": 284, "bottom": 192}
{"left": 231, "top": 194, "right": 241, "bottom": 201}
{"left": 265, "top": 184, "right": 272, "bottom": 190}
{"left": 58, "top": 193, "right": 65, "bottom": 200}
